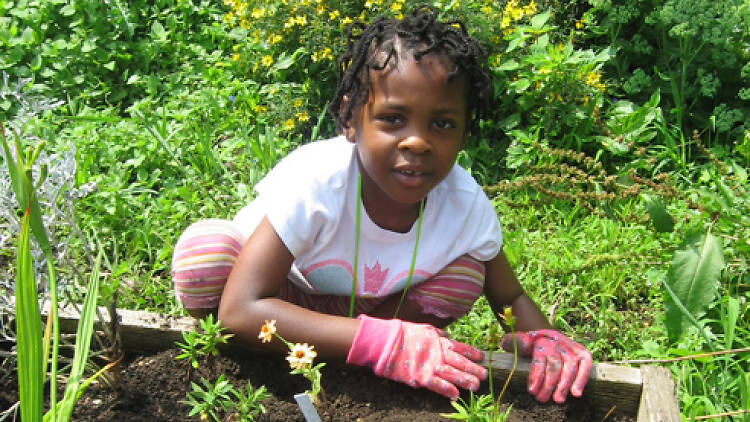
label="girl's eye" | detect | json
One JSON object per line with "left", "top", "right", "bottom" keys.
{"left": 434, "top": 119, "right": 457, "bottom": 130}
{"left": 378, "top": 115, "right": 403, "bottom": 125}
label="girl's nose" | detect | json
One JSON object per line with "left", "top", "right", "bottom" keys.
{"left": 398, "top": 135, "right": 431, "bottom": 155}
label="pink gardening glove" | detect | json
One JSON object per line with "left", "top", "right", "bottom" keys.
{"left": 347, "top": 314, "right": 488, "bottom": 400}
{"left": 502, "top": 329, "right": 592, "bottom": 403}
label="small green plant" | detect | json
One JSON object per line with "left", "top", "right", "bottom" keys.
{"left": 258, "top": 320, "right": 326, "bottom": 405}
{"left": 175, "top": 314, "right": 233, "bottom": 379}
{"left": 230, "top": 381, "right": 269, "bottom": 422}
{"left": 443, "top": 392, "right": 508, "bottom": 422}
{"left": 197, "top": 314, "right": 234, "bottom": 367}
{"left": 175, "top": 329, "right": 206, "bottom": 380}
{"left": 183, "top": 374, "right": 234, "bottom": 422}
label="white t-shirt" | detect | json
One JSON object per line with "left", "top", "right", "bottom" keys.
{"left": 233, "top": 137, "right": 502, "bottom": 297}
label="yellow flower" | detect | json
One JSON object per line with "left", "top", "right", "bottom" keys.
{"left": 329, "top": 10, "right": 340, "bottom": 20}
{"left": 296, "top": 111, "right": 309, "bottom": 122}
{"left": 286, "top": 343, "right": 317, "bottom": 369}
{"left": 284, "top": 119, "right": 296, "bottom": 130}
{"left": 251, "top": 7, "right": 264, "bottom": 18}
{"left": 341, "top": 16, "right": 353, "bottom": 26}
{"left": 316, "top": 4, "right": 325, "bottom": 15}
{"left": 232, "top": 53, "right": 240, "bottom": 61}
{"left": 576, "top": 19, "right": 584, "bottom": 30}
{"left": 269, "top": 34, "right": 283, "bottom": 44}
{"left": 391, "top": 2, "right": 402, "bottom": 12}
{"left": 294, "top": 98, "right": 304, "bottom": 107}
{"left": 262, "top": 55, "right": 274, "bottom": 67}
{"left": 258, "top": 320, "right": 277, "bottom": 343}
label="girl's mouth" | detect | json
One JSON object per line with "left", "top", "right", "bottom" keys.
{"left": 393, "top": 168, "right": 428, "bottom": 187}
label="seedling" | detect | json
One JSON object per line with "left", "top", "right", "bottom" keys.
{"left": 175, "top": 329, "right": 206, "bottom": 381}
{"left": 197, "top": 314, "right": 234, "bottom": 370}
{"left": 175, "top": 314, "right": 233, "bottom": 380}
{"left": 229, "top": 381, "right": 268, "bottom": 422}
{"left": 182, "top": 374, "right": 234, "bottom": 422}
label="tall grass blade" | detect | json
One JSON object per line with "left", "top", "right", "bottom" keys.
{"left": 664, "top": 231, "right": 724, "bottom": 343}
{"left": 44, "top": 249, "right": 103, "bottom": 422}
{"left": 16, "top": 208, "right": 44, "bottom": 422}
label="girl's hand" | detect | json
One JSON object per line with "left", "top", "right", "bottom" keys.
{"left": 347, "top": 315, "right": 488, "bottom": 400}
{"left": 501, "top": 329, "right": 592, "bottom": 403}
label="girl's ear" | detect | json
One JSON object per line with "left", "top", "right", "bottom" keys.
{"left": 341, "top": 95, "right": 357, "bottom": 143}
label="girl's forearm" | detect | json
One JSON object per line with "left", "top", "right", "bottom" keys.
{"left": 509, "top": 293, "right": 552, "bottom": 332}
{"left": 219, "top": 296, "right": 360, "bottom": 358}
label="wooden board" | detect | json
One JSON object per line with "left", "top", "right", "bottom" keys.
{"left": 482, "top": 349, "right": 643, "bottom": 416}
{"left": 41, "top": 303, "right": 681, "bottom": 420}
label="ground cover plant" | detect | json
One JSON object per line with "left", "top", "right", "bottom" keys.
{"left": 1, "top": 0, "right": 749, "bottom": 420}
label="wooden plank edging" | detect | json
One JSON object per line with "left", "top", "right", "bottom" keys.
{"left": 42, "top": 304, "right": 681, "bottom": 419}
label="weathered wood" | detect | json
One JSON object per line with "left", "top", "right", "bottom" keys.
{"left": 637, "top": 365, "right": 681, "bottom": 422}
{"left": 481, "top": 350, "right": 643, "bottom": 415}
{"left": 46, "top": 302, "right": 200, "bottom": 354}
{"left": 38, "top": 304, "right": 683, "bottom": 418}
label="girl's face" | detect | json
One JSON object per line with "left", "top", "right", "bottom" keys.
{"left": 346, "top": 53, "right": 467, "bottom": 218}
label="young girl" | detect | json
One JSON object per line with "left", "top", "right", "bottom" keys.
{"left": 172, "top": 5, "right": 591, "bottom": 404}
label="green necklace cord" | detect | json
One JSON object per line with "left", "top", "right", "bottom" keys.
{"left": 349, "top": 173, "right": 363, "bottom": 318}
{"left": 348, "top": 173, "right": 424, "bottom": 318}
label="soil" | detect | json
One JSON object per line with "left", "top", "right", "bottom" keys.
{"left": 1, "top": 347, "right": 637, "bottom": 422}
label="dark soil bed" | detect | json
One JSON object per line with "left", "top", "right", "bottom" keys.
{"left": 1, "top": 347, "right": 636, "bottom": 421}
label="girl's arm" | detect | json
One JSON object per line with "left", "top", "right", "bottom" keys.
{"left": 217, "top": 216, "right": 359, "bottom": 357}
{"left": 483, "top": 249, "right": 551, "bottom": 331}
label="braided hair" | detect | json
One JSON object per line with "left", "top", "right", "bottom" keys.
{"left": 328, "top": 5, "right": 491, "bottom": 136}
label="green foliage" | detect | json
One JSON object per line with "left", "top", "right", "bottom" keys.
{"left": 663, "top": 231, "right": 724, "bottom": 344}
{"left": 0, "top": 0, "right": 230, "bottom": 115}
{"left": 175, "top": 329, "right": 205, "bottom": 370}
{"left": 230, "top": 381, "right": 268, "bottom": 422}
{"left": 489, "top": 10, "right": 614, "bottom": 150}
{"left": 183, "top": 375, "right": 235, "bottom": 422}
{"left": 443, "top": 392, "right": 510, "bottom": 422}
{"left": 583, "top": 0, "right": 750, "bottom": 143}
{"left": 197, "top": 314, "right": 234, "bottom": 359}
{"left": 3, "top": 122, "right": 104, "bottom": 422}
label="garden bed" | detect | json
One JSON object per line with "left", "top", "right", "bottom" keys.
{"left": 1, "top": 304, "right": 681, "bottom": 421}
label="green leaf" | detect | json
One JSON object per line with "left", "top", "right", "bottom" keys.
{"left": 45, "top": 250, "right": 102, "bottom": 421}
{"left": 664, "top": 232, "right": 724, "bottom": 342}
{"left": 496, "top": 59, "right": 519, "bottom": 72}
{"left": 151, "top": 21, "right": 167, "bottom": 42}
{"left": 16, "top": 211, "right": 44, "bottom": 422}
{"left": 530, "top": 10, "right": 551, "bottom": 29}
{"left": 60, "top": 3, "right": 75, "bottom": 16}
{"left": 21, "top": 27, "right": 34, "bottom": 44}
{"left": 643, "top": 194, "right": 674, "bottom": 233}
{"left": 721, "top": 296, "right": 738, "bottom": 350}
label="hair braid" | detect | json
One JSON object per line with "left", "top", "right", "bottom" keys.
{"left": 328, "top": 5, "right": 491, "bottom": 136}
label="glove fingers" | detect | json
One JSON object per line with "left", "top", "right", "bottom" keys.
{"left": 571, "top": 347, "right": 593, "bottom": 397}
{"left": 552, "top": 344, "right": 578, "bottom": 403}
{"left": 422, "top": 371, "right": 460, "bottom": 400}
{"left": 529, "top": 338, "right": 563, "bottom": 402}
{"left": 527, "top": 350, "right": 546, "bottom": 396}
{"left": 435, "top": 363, "right": 481, "bottom": 393}
{"left": 446, "top": 339, "right": 485, "bottom": 363}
